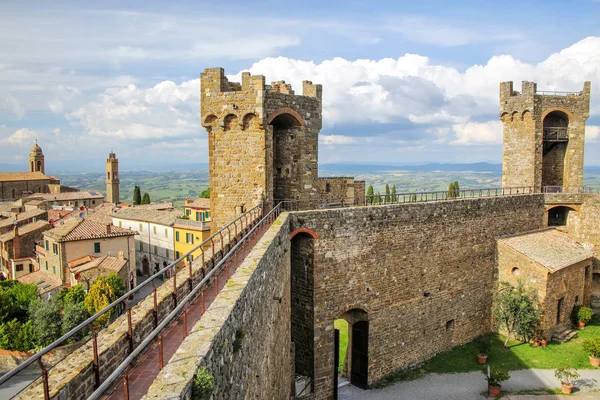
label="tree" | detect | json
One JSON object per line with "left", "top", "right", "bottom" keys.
{"left": 29, "top": 298, "right": 63, "bottom": 347}
{"left": 6, "top": 282, "right": 38, "bottom": 322}
{"left": 0, "top": 289, "right": 15, "bottom": 324}
{"left": 59, "top": 284, "right": 86, "bottom": 307}
{"left": 84, "top": 279, "right": 116, "bottom": 326}
{"left": 0, "top": 319, "right": 35, "bottom": 351}
{"left": 62, "top": 303, "right": 90, "bottom": 343}
{"left": 391, "top": 184, "right": 397, "bottom": 202}
{"left": 133, "top": 186, "right": 141, "bottom": 205}
{"left": 141, "top": 192, "right": 151, "bottom": 204}
{"left": 493, "top": 281, "right": 541, "bottom": 348}
{"left": 385, "top": 184, "right": 390, "bottom": 203}
{"left": 366, "top": 185, "right": 374, "bottom": 205}
{"left": 102, "top": 272, "right": 125, "bottom": 298}
{"left": 199, "top": 187, "right": 210, "bottom": 199}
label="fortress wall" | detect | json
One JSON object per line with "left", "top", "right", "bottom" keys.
{"left": 145, "top": 214, "right": 292, "bottom": 400}
{"left": 292, "top": 194, "right": 546, "bottom": 399}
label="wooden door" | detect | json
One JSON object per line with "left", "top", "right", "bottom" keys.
{"left": 351, "top": 321, "right": 369, "bottom": 389}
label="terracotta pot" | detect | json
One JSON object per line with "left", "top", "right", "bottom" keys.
{"left": 578, "top": 321, "right": 586, "bottom": 328}
{"left": 590, "top": 355, "right": 600, "bottom": 367}
{"left": 533, "top": 341, "right": 540, "bottom": 347}
{"left": 477, "top": 353, "right": 488, "bottom": 364}
{"left": 489, "top": 385, "right": 501, "bottom": 397}
{"left": 541, "top": 339, "right": 547, "bottom": 347}
{"left": 561, "top": 383, "right": 574, "bottom": 394}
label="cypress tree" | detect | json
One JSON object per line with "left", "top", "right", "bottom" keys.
{"left": 142, "top": 192, "right": 151, "bottom": 204}
{"left": 454, "top": 181, "right": 460, "bottom": 197}
{"left": 391, "top": 184, "right": 397, "bottom": 202}
{"left": 385, "top": 184, "right": 390, "bottom": 203}
{"left": 366, "top": 185, "right": 374, "bottom": 205}
{"left": 133, "top": 186, "right": 141, "bottom": 205}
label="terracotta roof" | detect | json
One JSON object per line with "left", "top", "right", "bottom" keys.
{"left": 0, "top": 209, "right": 48, "bottom": 230}
{"left": 48, "top": 209, "right": 74, "bottom": 222}
{"left": 18, "top": 270, "right": 62, "bottom": 295}
{"left": 113, "top": 208, "right": 180, "bottom": 226}
{"left": 0, "top": 172, "right": 50, "bottom": 182}
{"left": 499, "top": 229, "right": 594, "bottom": 272}
{"left": 85, "top": 203, "right": 121, "bottom": 224}
{"left": 134, "top": 202, "right": 175, "bottom": 211}
{"left": 70, "top": 255, "right": 128, "bottom": 274}
{"left": 45, "top": 218, "right": 136, "bottom": 242}
{"left": 67, "top": 255, "right": 98, "bottom": 269}
{"left": 31, "top": 191, "right": 104, "bottom": 202}
{"left": 0, "top": 220, "right": 50, "bottom": 242}
{"left": 184, "top": 198, "right": 210, "bottom": 209}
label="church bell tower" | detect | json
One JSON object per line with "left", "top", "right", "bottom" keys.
{"left": 29, "top": 141, "right": 45, "bottom": 174}
{"left": 106, "top": 151, "right": 120, "bottom": 204}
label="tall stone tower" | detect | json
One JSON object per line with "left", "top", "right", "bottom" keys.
{"left": 29, "top": 141, "right": 44, "bottom": 174}
{"left": 200, "top": 68, "right": 322, "bottom": 230}
{"left": 500, "top": 81, "right": 591, "bottom": 191}
{"left": 106, "top": 151, "right": 120, "bottom": 204}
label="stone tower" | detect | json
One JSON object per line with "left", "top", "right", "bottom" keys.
{"left": 500, "top": 81, "right": 591, "bottom": 191}
{"left": 106, "top": 151, "right": 120, "bottom": 204}
{"left": 200, "top": 68, "right": 322, "bottom": 230}
{"left": 29, "top": 141, "right": 44, "bottom": 174}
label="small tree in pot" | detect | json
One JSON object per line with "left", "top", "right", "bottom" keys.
{"left": 483, "top": 366, "right": 510, "bottom": 397}
{"left": 475, "top": 335, "right": 492, "bottom": 364}
{"left": 554, "top": 367, "right": 579, "bottom": 394}
{"left": 577, "top": 306, "right": 593, "bottom": 328}
{"left": 582, "top": 338, "right": 600, "bottom": 367}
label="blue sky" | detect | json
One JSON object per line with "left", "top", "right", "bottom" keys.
{"left": 1, "top": 0, "right": 600, "bottom": 171}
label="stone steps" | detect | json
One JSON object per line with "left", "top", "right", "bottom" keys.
{"left": 552, "top": 327, "right": 578, "bottom": 344}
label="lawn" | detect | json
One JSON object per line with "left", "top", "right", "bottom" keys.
{"left": 335, "top": 319, "right": 349, "bottom": 374}
{"left": 421, "top": 315, "right": 600, "bottom": 374}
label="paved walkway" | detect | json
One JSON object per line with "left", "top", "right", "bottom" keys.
{"left": 102, "top": 222, "right": 270, "bottom": 399}
{"left": 339, "top": 369, "right": 600, "bottom": 400}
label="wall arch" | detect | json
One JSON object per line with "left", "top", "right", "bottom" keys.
{"left": 267, "top": 107, "right": 305, "bottom": 127}
{"left": 542, "top": 107, "right": 574, "bottom": 122}
{"left": 223, "top": 114, "right": 238, "bottom": 132}
{"left": 522, "top": 110, "right": 532, "bottom": 120}
{"left": 290, "top": 227, "right": 319, "bottom": 240}
{"left": 242, "top": 113, "right": 256, "bottom": 130}
{"left": 510, "top": 111, "right": 520, "bottom": 121}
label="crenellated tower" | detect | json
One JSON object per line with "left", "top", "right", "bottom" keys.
{"left": 106, "top": 151, "right": 120, "bottom": 204}
{"left": 500, "top": 81, "right": 591, "bottom": 191}
{"left": 200, "top": 68, "right": 322, "bottom": 231}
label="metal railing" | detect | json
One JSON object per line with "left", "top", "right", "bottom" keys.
{"left": 537, "top": 90, "right": 581, "bottom": 96}
{"left": 542, "top": 186, "right": 597, "bottom": 194}
{"left": 88, "top": 202, "right": 286, "bottom": 400}
{"left": 0, "top": 205, "right": 264, "bottom": 399}
{"left": 543, "top": 127, "right": 568, "bottom": 142}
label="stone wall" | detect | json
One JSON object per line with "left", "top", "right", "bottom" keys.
{"left": 144, "top": 214, "right": 292, "bottom": 400}
{"left": 291, "top": 194, "right": 546, "bottom": 399}
{"left": 0, "top": 179, "right": 51, "bottom": 201}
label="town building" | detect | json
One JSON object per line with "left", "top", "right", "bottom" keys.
{"left": 112, "top": 208, "right": 179, "bottom": 275}
{"left": 37, "top": 218, "right": 136, "bottom": 289}
{"left": 68, "top": 254, "right": 131, "bottom": 289}
{"left": 183, "top": 198, "right": 211, "bottom": 222}
{"left": 25, "top": 191, "right": 104, "bottom": 210}
{"left": 0, "top": 208, "right": 48, "bottom": 235}
{"left": 0, "top": 220, "right": 50, "bottom": 279}
{"left": 173, "top": 219, "right": 211, "bottom": 266}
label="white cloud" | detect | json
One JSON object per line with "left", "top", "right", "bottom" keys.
{"left": 5, "top": 128, "right": 38, "bottom": 145}
{"left": 450, "top": 121, "right": 503, "bottom": 145}
{"left": 587, "top": 125, "right": 600, "bottom": 142}
{"left": 320, "top": 135, "right": 358, "bottom": 145}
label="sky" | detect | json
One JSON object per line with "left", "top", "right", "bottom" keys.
{"left": 1, "top": 0, "right": 600, "bottom": 171}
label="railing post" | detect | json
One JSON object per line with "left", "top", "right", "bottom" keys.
{"left": 211, "top": 238, "right": 215, "bottom": 259}
{"left": 201, "top": 289, "right": 205, "bottom": 315}
{"left": 153, "top": 281, "right": 158, "bottom": 328}
{"left": 125, "top": 299, "right": 133, "bottom": 353}
{"left": 173, "top": 267, "right": 178, "bottom": 308}
{"left": 188, "top": 261, "right": 193, "bottom": 292}
{"left": 225, "top": 259, "right": 229, "bottom": 280}
{"left": 37, "top": 358, "right": 50, "bottom": 400}
{"left": 90, "top": 324, "right": 100, "bottom": 389}
{"left": 158, "top": 335, "right": 164, "bottom": 370}
{"left": 122, "top": 365, "right": 131, "bottom": 400}
{"left": 219, "top": 231, "right": 224, "bottom": 252}
{"left": 215, "top": 275, "right": 219, "bottom": 297}
{"left": 183, "top": 309, "right": 188, "bottom": 339}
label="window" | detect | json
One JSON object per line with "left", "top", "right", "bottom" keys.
{"left": 196, "top": 212, "right": 200, "bottom": 221}
{"left": 92, "top": 200, "right": 96, "bottom": 205}
{"left": 205, "top": 211, "right": 210, "bottom": 220}
{"left": 446, "top": 319, "right": 455, "bottom": 330}
{"left": 45, "top": 261, "right": 48, "bottom": 270}
{"left": 138, "top": 241, "right": 143, "bottom": 251}
{"left": 118, "top": 220, "right": 122, "bottom": 228}
{"left": 153, "top": 226, "right": 157, "bottom": 234}
{"left": 176, "top": 251, "right": 180, "bottom": 259}
{"left": 45, "top": 240, "right": 49, "bottom": 251}
{"left": 53, "top": 243, "right": 58, "bottom": 254}
{"left": 165, "top": 228, "right": 168, "bottom": 238}
{"left": 94, "top": 242, "right": 101, "bottom": 253}
{"left": 176, "top": 231, "right": 180, "bottom": 242}
{"left": 185, "top": 209, "right": 190, "bottom": 216}
{"left": 154, "top": 245, "right": 158, "bottom": 255}
{"left": 75, "top": 201, "right": 78, "bottom": 207}
{"left": 16, "top": 264, "right": 23, "bottom": 272}
{"left": 139, "top": 223, "right": 143, "bottom": 232}
{"left": 53, "top": 266, "right": 56, "bottom": 274}
{"left": 326, "top": 183, "right": 331, "bottom": 193}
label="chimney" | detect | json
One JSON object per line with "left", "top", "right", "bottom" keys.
{"left": 13, "top": 224, "right": 21, "bottom": 260}
{"left": 106, "top": 224, "right": 112, "bottom": 234}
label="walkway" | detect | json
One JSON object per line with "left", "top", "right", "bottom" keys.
{"left": 339, "top": 369, "right": 600, "bottom": 400}
{"left": 102, "top": 221, "right": 271, "bottom": 399}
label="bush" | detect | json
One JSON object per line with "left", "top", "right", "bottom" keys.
{"left": 62, "top": 303, "right": 90, "bottom": 342}
{"left": 8, "top": 283, "right": 38, "bottom": 321}
{"left": 582, "top": 338, "right": 600, "bottom": 358}
{"left": 192, "top": 367, "right": 214, "bottom": 400}
{"left": 0, "top": 319, "right": 35, "bottom": 351}
{"left": 577, "top": 306, "right": 593, "bottom": 324}
{"left": 483, "top": 366, "right": 510, "bottom": 387}
{"left": 29, "top": 298, "right": 62, "bottom": 347}
{"left": 84, "top": 279, "right": 115, "bottom": 326}
{"left": 101, "top": 273, "right": 125, "bottom": 299}
{"left": 571, "top": 305, "right": 582, "bottom": 325}
{"left": 554, "top": 367, "right": 579, "bottom": 385}
{"left": 475, "top": 335, "right": 492, "bottom": 355}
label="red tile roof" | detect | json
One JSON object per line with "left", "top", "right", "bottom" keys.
{"left": 0, "top": 172, "right": 50, "bottom": 182}
{"left": 45, "top": 218, "right": 137, "bottom": 242}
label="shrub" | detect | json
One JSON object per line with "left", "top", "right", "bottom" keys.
{"left": 84, "top": 279, "right": 116, "bottom": 326}
{"left": 233, "top": 329, "right": 245, "bottom": 353}
{"left": 101, "top": 273, "right": 125, "bottom": 299}
{"left": 8, "top": 283, "right": 38, "bottom": 321}
{"left": 192, "top": 367, "right": 215, "bottom": 400}
{"left": 63, "top": 285, "right": 87, "bottom": 306}
{"left": 0, "top": 319, "right": 35, "bottom": 351}
{"left": 475, "top": 335, "right": 492, "bottom": 355}
{"left": 582, "top": 338, "right": 600, "bottom": 358}
{"left": 554, "top": 367, "right": 579, "bottom": 385}
{"left": 29, "top": 298, "right": 63, "bottom": 347}
{"left": 62, "top": 303, "right": 90, "bottom": 342}
{"left": 483, "top": 366, "right": 510, "bottom": 387}
{"left": 577, "top": 306, "right": 593, "bottom": 324}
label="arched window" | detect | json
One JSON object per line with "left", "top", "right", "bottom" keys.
{"left": 36, "top": 161, "right": 42, "bottom": 172}
{"left": 326, "top": 183, "right": 332, "bottom": 193}
{"left": 107, "top": 172, "right": 111, "bottom": 180}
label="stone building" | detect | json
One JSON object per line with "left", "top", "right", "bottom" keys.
{"left": 498, "top": 228, "right": 593, "bottom": 333}
{"left": 106, "top": 151, "right": 120, "bottom": 204}
{"left": 500, "top": 81, "right": 591, "bottom": 191}
{"left": 200, "top": 68, "right": 364, "bottom": 230}
{"left": 24, "top": 191, "right": 104, "bottom": 210}
{"left": 0, "top": 220, "right": 50, "bottom": 279}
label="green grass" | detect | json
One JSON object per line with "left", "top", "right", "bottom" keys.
{"left": 422, "top": 315, "right": 600, "bottom": 375}
{"left": 335, "top": 319, "right": 348, "bottom": 374}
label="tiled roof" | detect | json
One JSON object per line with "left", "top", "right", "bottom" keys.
{"left": 45, "top": 218, "right": 136, "bottom": 242}
{"left": 48, "top": 209, "right": 74, "bottom": 222}
{"left": 70, "top": 255, "right": 128, "bottom": 274}
{"left": 184, "top": 198, "right": 210, "bottom": 209}
{"left": 0, "top": 208, "right": 48, "bottom": 230}
{"left": 85, "top": 203, "right": 121, "bottom": 224}
{"left": 113, "top": 208, "right": 181, "bottom": 226}
{"left": 18, "top": 270, "right": 62, "bottom": 295}
{"left": 67, "top": 255, "right": 97, "bottom": 269}
{"left": 135, "top": 202, "right": 175, "bottom": 211}
{"left": 0, "top": 220, "right": 50, "bottom": 242}
{"left": 499, "top": 229, "right": 594, "bottom": 272}
{"left": 30, "top": 191, "right": 104, "bottom": 202}
{"left": 0, "top": 171, "right": 50, "bottom": 182}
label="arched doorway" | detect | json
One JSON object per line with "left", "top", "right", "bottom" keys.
{"left": 542, "top": 111, "right": 569, "bottom": 188}
{"left": 335, "top": 308, "right": 369, "bottom": 391}
{"left": 547, "top": 205, "right": 575, "bottom": 226}
{"left": 269, "top": 111, "right": 304, "bottom": 202}
{"left": 142, "top": 257, "right": 149, "bottom": 276}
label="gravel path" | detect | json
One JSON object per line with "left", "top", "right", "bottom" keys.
{"left": 338, "top": 369, "right": 600, "bottom": 400}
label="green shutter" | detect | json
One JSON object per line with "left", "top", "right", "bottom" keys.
{"left": 176, "top": 231, "right": 180, "bottom": 241}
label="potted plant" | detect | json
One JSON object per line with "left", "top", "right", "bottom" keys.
{"left": 577, "top": 306, "right": 593, "bottom": 328}
{"left": 532, "top": 330, "right": 542, "bottom": 347}
{"left": 554, "top": 367, "right": 579, "bottom": 394}
{"left": 483, "top": 366, "right": 510, "bottom": 397}
{"left": 582, "top": 338, "right": 600, "bottom": 367}
{"left": 475, "top": 335, "right": 492, "bottom": 364}
{"left": 541, "top": 336, "right": 548, "bottom": 347}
